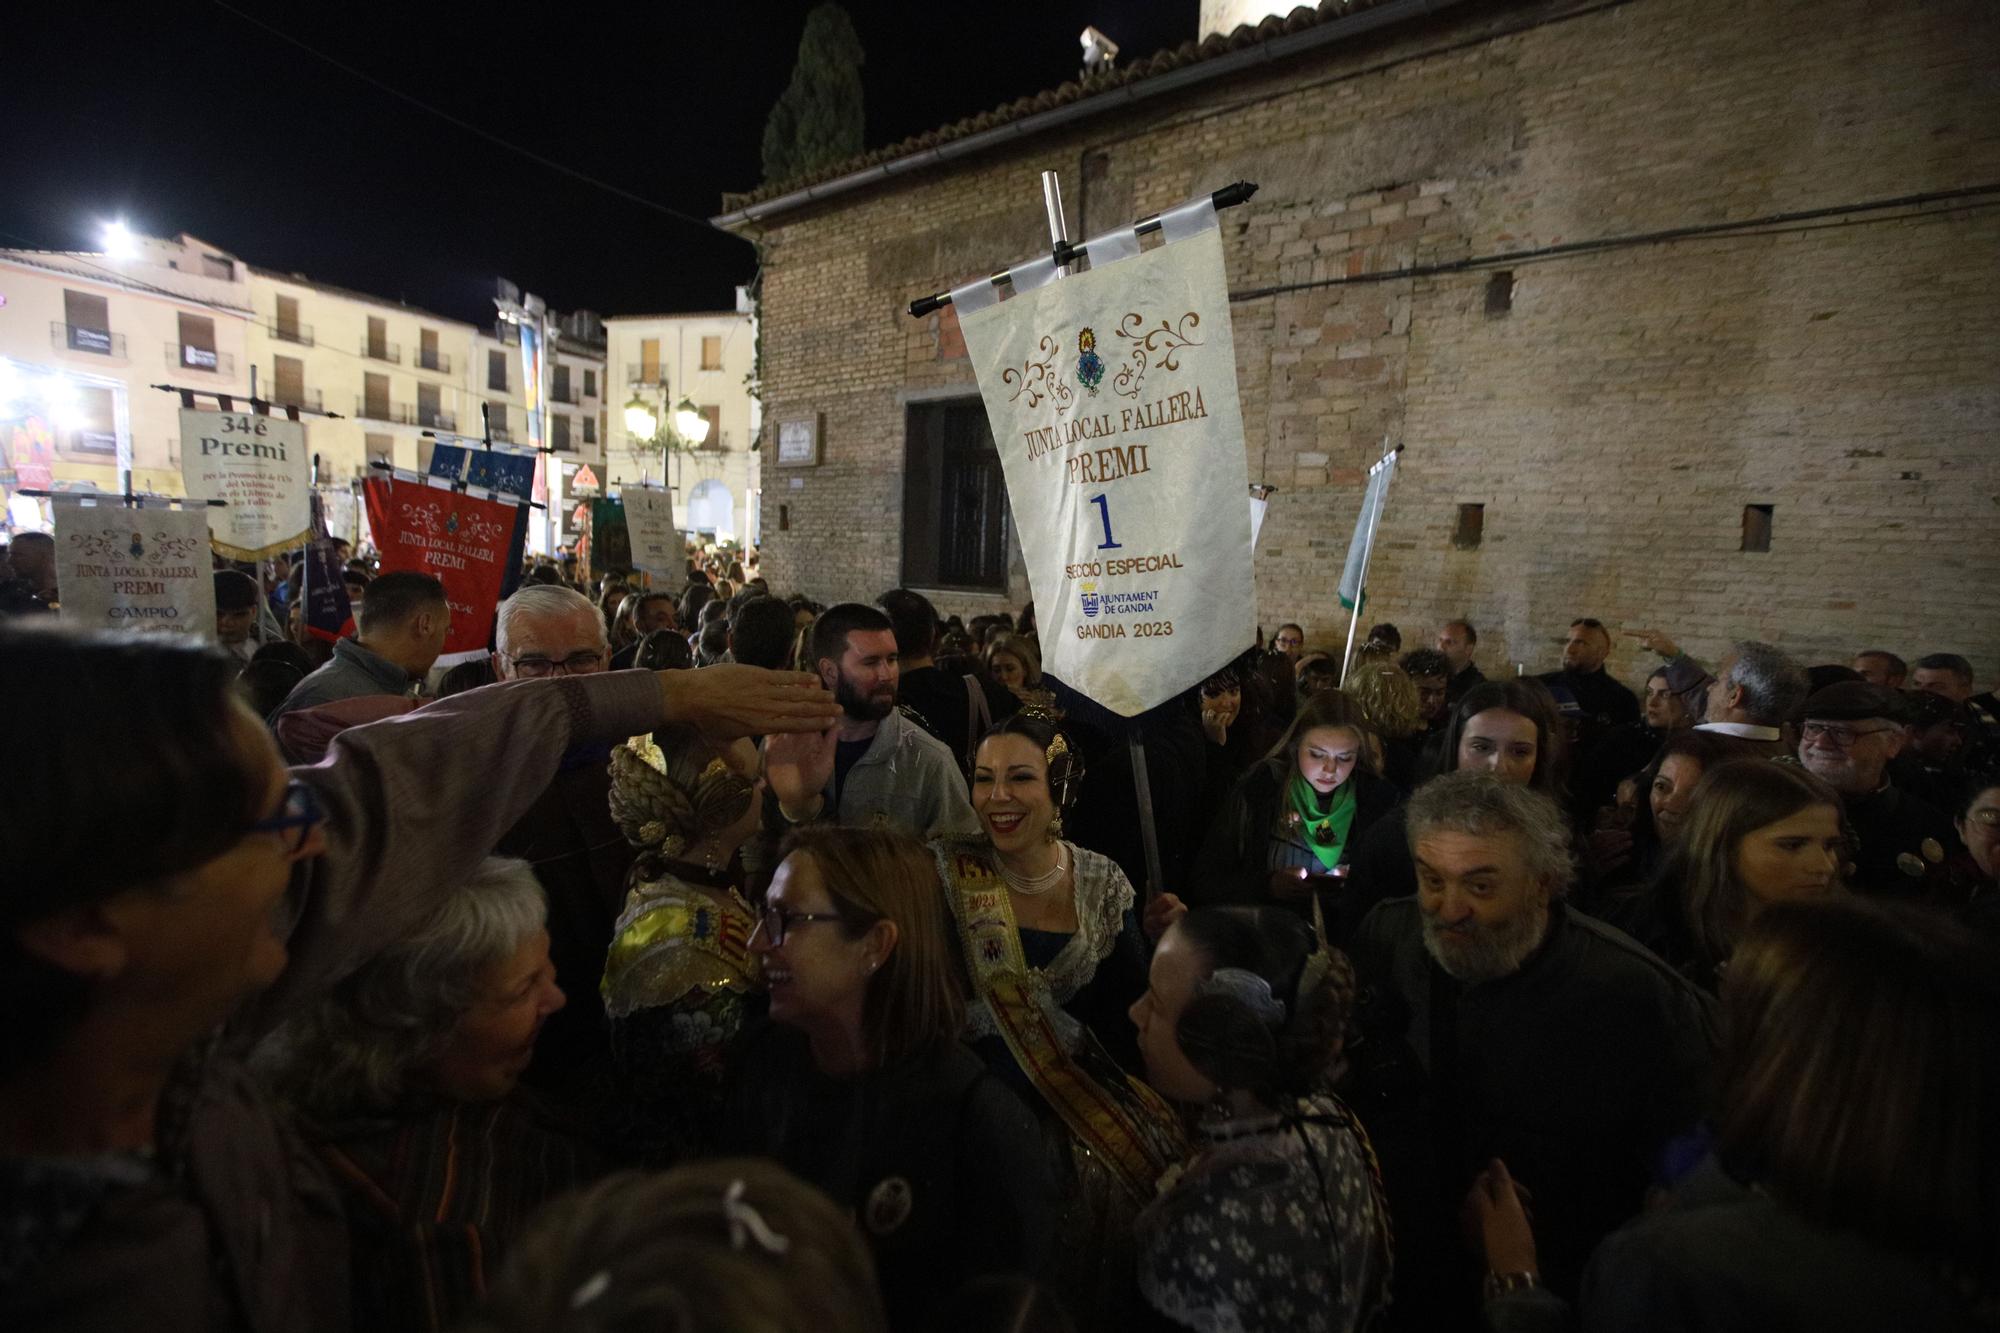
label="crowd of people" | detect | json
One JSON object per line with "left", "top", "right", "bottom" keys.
{"left": 1, "top": 532, "right": 1996, "bottom": 1333}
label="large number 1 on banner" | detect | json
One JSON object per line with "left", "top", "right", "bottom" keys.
{"left": 1090, "top": 493, "right": 1123, "bottom": 550}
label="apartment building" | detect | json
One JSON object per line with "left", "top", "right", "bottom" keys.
{"left": 603, "top": 303, "right": 756, "bottom": 544}
{"left": 0, "top": 233, "right": 254, "bottom": 513}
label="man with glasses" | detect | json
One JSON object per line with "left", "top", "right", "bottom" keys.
{"left": 1797, "top": 681, "right": 1962, "bottom": 899}
{"left": 488, "top": 584, "right": 629, "bottom": 1105}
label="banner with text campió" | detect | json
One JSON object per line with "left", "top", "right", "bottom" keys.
{"left": 54, "top": 499, "right": 216, "bottom": 637}
{"left": 953, "top": 200, "right": 1255, "bottom": 716}
{"left": 179, "top": 408, "right": 311, "bottom": 559}
{"left": 362, "top": 477, "right": 524, "bottom": 660}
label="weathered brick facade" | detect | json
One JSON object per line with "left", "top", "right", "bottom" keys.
{"left": 731, "top": 0, "right": 2000, "bottom": 688}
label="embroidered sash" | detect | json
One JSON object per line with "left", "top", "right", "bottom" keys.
{"left": 948, "top": 851, "right": 1185, "bottom": 1202}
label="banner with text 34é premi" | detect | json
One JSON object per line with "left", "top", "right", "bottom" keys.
{"left": 954, "top": 205, "right": 1254, "bottom": 716}
{"left": 179, "top": 408, "right": 311, "bottom": 559}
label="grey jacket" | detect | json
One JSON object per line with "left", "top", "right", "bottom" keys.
{"left": 268, "top": 636, "right": 413, "bottom": 722}
{"left": 823, "top": 707, "right": 982, "bottom": 842}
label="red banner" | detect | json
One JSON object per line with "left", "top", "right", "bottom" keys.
{"left": 362, "top": 478, "right": 523, "bottom": 657}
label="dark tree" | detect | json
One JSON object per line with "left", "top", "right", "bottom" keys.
{"left": 760, "top": 3, "right": 865, "bottom": 187}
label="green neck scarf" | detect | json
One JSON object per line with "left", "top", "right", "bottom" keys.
{"left": 1288, "top": 773, "right": 1358, "bottom": 872}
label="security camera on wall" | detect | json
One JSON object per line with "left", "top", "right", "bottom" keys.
{"left": 1081, "top": 26, "right": 1119, "bottom": 76}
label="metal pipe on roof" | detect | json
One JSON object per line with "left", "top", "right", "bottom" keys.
{"left": 709, "top": 0, "right": 1464, "bottom": 230}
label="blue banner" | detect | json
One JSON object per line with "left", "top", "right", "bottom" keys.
{"left": 428, "top": 443, "right": 538, "bottom": 499}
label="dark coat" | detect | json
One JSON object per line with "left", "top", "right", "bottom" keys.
{"left": 1189, "top": 761, "right": 1399, "bottom": 943}
{"left": 1343, "top": 900, "right": 1716, "bottom": 1323}
{"left": 726, "top": 1026, "right": 1057, "bottom": 1331}
{"left": 1580, "top": 1154, "right": 1988, "bottom": 1331}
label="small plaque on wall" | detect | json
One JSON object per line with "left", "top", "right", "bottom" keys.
{"left": 777, "top": 416, "right": 819, "bottom": 468}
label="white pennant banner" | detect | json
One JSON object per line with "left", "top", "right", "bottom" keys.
{"left": 955, "top": 202, "right": 1254, "bottom": 715}
{"left": 621, "top": 487, "right": 680, "bottom": 584}
{"left": 179, "top": 408, "right": 311, "bottom": 558}
{"left": 54, "top": 500, "right": 217, "bottom": 637}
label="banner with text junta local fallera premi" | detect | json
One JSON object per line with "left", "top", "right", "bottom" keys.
{"left": 362, "top": 477, "right": 526, "bottom": 663}
{"left": 53, "top": 499, "right": 217, "bottom": 637}
{"left": 952, "top": 197, "right": 1255, "bottom": 716}
{"left": 178, "top": 408, "right": 311, "bottom": 558}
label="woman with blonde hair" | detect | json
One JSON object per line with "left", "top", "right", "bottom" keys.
{"left": 1341, "top": 650, "right": 1425, "bottom": 791}
{"left": 987, "top": 632, "right": 1052, "bottom": 709}
{"left": 728, "top": 824, "right": 1055, "bottom": 1328}
{"left": 601, "top": 723, "right": 766, "bottom": 1159}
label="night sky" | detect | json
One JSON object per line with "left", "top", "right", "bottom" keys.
{"left": 2, "top": 1, "right": 1197, "bottom": 324}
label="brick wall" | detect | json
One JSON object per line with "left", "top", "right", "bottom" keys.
{"left": 740, "top": 0, "right": 2000, "bottom": 687}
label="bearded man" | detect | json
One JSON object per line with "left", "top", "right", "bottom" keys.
{"left": 1344, "top": 771, "right": 1714, "bottom": 1323}
{"left": 763, "top": 602, "right": 980, "bottom": 841}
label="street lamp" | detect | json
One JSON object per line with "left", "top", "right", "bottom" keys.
{"left": 673, "top": 395, "right": 710, "bottom": 446}
{"left": 624, "top": 393, "right": 659, "bottom": 439}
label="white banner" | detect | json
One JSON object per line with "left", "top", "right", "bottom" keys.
{"left": 955, "top": 204, "right": 1254, "bottom": 715}
{"left": 179, "top": 408, "right": 311, "bottom": 558}
{"left": 622, "top": 486, "right": 679, "bottom": 583}
{"left": 54, "top": 501, "right": 216, "bottom": 637}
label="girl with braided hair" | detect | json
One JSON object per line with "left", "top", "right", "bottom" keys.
{"left": 600, "top": 724, "right": 766, "bottom": 1159}
{"left": 1128, "top": 906, "right": 1391, "bottom": 1333}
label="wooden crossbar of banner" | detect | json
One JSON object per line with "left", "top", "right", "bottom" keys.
{"left": 16, "top": 488, "right": 226, "bottom": 509}
{"left": 906, "top": 180, "right": 1259, "bottom": 318}
{"left": 150, "top": 382, "right": 346, "bottom": 420}
{"left": 367, "top": 460, "right": 546, "bottom": 511}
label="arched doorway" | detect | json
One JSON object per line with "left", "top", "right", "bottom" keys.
{"left": 686, "top": 478, "right": 735, "bottom": 540}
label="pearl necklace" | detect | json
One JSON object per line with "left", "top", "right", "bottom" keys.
{"left": 996, "top": 842, "right": 1069, "bottom": 897}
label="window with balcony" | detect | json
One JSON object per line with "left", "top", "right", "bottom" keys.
{"left": 552, "top": 413, "right": 572, "bottom": 452}
{"left": 553, "top": 364, "right": 572, "bottom": 403}
{"left": 699, "top": 404, "right": 722, "bottom": 450}
{"left": 637, "top": 338, "right": 661, "bottom": 385}
{"left": 700, "top": 335, "right": 722, "bottom": 371}
{"left": 582, "top": 414, "right": 596, "bottom": 445}
{"left": 583, "top": 368, "right": 597, "bottom": 399}
{"left": 418, "top": 328, "right": 448, "bottom": 374}
{"left": 62, "top": 385, "right": 120, "bottom": 457}
{"left": 273, "top": 294, "right": 311, "bottom": 345}
{"left": 62, "top": 290, "right": 116, "bottom": 355}
{"left": 363, "top": 372, "right": 391, "bottom": 421}
{"left": 273, "top": 356, "right": 306, "bottom": 409}
{"left": 487, "top": 401, "right": 511, "bottom": 439}
{"left": 177, "top": 313, "right": 219, "bottom": 371}
{"left": 488, "top": 349, "right": 508, "bottom": 391}
{"left": 365, "top": 316, "right": 399, "bottom": 364}
{"left": 417, "top": 383, "right": 447, "bottom": 430}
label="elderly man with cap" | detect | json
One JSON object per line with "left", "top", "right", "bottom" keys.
{"left": 1892, "top": 689, "right": 1968, "bottom": 812}
{"left": 1796, "top": 681, "right": 1962, "bottom": 899}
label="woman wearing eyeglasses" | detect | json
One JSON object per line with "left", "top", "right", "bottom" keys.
{"left": 1638, "top": 759, "right": 1848, "bottom": 993}
{"left": 1950, "top": 776, "right": 2000, "bottom": 937}
{"left": 726, "top": 824, "right": 1055, "bottom": 1331}
{"left": 598, "top": 723, "right": 766, "bottom": 1161}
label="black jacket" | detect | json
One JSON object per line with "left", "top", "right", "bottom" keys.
{"left": 1843, "top": 782, "right": 1963, "bottom": 902}
{"left": 1189, "top": 761, "right": 1398, "bottom": 943}
{"left": 1344, "top": 901, "right": 1715, "bottom": 1322}
{"left": 726, "top": 1027, "right": 1057, "bottom": 1331}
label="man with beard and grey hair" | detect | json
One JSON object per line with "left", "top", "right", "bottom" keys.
{"left": 763, "top": 601, "right": 979, "bottom": 840}
{"left": 1344, "top": 770, "right": 1713, "bottom": 1325}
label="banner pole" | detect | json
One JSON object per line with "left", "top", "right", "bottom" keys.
{"left": 1038, "top": 166, "right": 1167, "bottom": 900}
